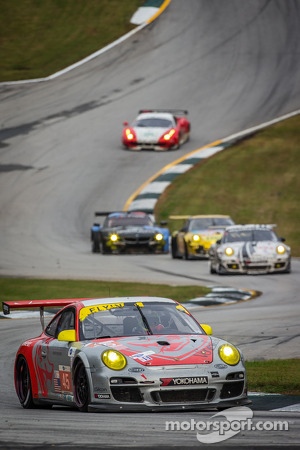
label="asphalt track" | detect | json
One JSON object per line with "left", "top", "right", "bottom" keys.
{"left": 0, "top": 1, "right": 300, "bottom": 448}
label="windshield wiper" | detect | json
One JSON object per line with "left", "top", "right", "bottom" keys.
{"left": 134, "top": 304, "right": 152, "bottom": 335}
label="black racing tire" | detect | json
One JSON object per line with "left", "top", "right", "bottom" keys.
{"left": 92, "top": 238, "right": 100, "bottom": 253}
{"left": 171, "top": 238, "right": 178, "bottom": 259}
{"left": 183, "top": 242, "right": 190, "bottom": 260}
{"left": 15, "top": 356, "right": 36, "bottom": 409}
{"left": 209, "top": 261, "right": 217, "bottom": 274}
{"left": 73, "top": 361, "right": 90, "bottom": 412}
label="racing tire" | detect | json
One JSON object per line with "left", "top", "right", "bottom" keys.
{"left": 209, "top": 261, "right": 217, "bottom": 274}
{"left": 15, "top": 356, "right": 36, "bottom": 409}
{"left": 171, "top": 238, "right": 179, "bottom": 259}
{"left": 183, "top": 242, "right": 190, "bottom": 260}
{"left": 92, "top": 238, "right": 100, "bottom": 253}
{"left": 73, "top": 361, "right": 90, "bottom": 412}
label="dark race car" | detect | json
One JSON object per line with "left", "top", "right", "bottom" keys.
{"left": 122, "top": 109, "right": 190, "bottom": 151}
{"left": 91, "top": 211, "right": 170, "bottom": 254}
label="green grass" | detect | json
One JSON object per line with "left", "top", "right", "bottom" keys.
{"left": 0, "top": 277, "right": 210, "bottom": 305}
{"left": 0, "top": 0, "right": 142, "bottom": 81}
{"left": 246, "top": 359, "right": 300, "bottom": 396}
{"left": 155, "top": 114, "right": 300, "bottom": 256}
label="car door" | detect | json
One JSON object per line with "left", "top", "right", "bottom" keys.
{"left": 41, "top": 308, "right": 76, "bottom": 403}
{"left": 177, "top": 221, "right": 189, "bottom": 256}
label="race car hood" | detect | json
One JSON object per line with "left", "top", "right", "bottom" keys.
{"left": 100, "top": 334, "right": 213, "bottom": 366}
{"left": 221, "top": 241, "right": 281, "bottom": 257}
{"left": 133, "top": 127, "right": 169, "bottom": 142}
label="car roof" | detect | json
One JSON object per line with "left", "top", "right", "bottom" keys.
{"left": 136, "top": 112, "right": 174, "bottom": 121}
{"left": 224, "top": 224, "right": 276, "bottom": 231}
{"left": 80, "top": 297, "right": 177, "bottom": 307}
{"left": 189, "top": 215, "right": 232, "bottom": 219}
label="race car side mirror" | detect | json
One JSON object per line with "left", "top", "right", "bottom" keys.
{"left": 57, "top": 330, "right": 76, "bottom": 342}
{"left": 200, "top": 323, "right": 213, "bottom": 335}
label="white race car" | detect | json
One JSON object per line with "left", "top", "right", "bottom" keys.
{"left": 122, "top": 109, "right": 190, "bottom": 151}
{"left": 208, "top": 224, "right": 291, "bottom": 275}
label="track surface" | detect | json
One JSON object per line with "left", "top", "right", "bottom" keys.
{"left": 0, "top": 1, "right": 300, "bottom": 448}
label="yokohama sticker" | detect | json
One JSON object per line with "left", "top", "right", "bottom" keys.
{"left": 160, "top": 376, "right": 208, "bottom": 386}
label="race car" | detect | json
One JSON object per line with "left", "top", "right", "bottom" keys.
{"left": 90, "top": 211, "right": 170, "bottom": 254}
{"left": 208, "top": 224, "right": 291, "bottom": 275}
{"left": 170, "top": 215, "right": 235, "bottom": 259}
{"left": 122, "top": 109, "right": 190, "bottom": 151}
{"left": 3, "top": 296, "right": 250, "bottom": 412}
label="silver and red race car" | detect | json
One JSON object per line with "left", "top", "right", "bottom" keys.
{"left": 122, "top": 109, "right": 190, "bottom": 151}
{"left": 4, "top": 296, "right": 250, "bottom": 412}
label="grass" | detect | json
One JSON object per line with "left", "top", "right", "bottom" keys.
{"left": 0, "top": 278, "right": 210, "bottom": 305}
{"left": 0, "top": 0, "right": 142, "bottom": 81}
{"left": 246, "top": 359, "right": 300, "bottom": 396}
{"left": 1, "top": 1, "right": 299, "bottom": 396}
{"left": 155, "top": 115, "right": 300, "bottom": 256}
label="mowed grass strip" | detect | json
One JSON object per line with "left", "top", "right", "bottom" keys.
{"left": 246, "top": 359, "right": 300, "bottom": 396}
{"left": 0, "top": 277, "right": 210, "bottom": 305}
{"left": 156, "top": 114, "right": 300, "bottom": 256}
{"left": 0, "top": 0, "right": 142, "bottom": 81}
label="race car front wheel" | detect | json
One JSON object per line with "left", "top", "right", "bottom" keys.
{"left": 15, "top": 356, "right": 36, "bottom": 409}
{"left": 73, "top": 361, "right": 90, "bottom": 412}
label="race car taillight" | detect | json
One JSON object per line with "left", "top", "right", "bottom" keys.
{"left": 124, "top": 128, "right": 136, "bottom": 141}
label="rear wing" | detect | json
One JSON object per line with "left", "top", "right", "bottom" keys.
{"left": 169, "top": 215, "right": 191, "bottom": 220}
{"left": 3, "top": 298, "right": 91, "bottom": 329}
{"left": 138, "top": 109, "right": 188, "bottom": 116}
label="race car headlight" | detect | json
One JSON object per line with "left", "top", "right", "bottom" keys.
{"left": 218, "top": 344, "right": 240, "bottom": 365}
{"left": 125, "top": 128, "right": 134, "bottom": 140}
{"left": 162, "top": 129, "right": 176, "bottom": 141}
{"left": 225, "top": 246, "right": 234, "bottom": 256}
{"left": 154, "top": 233, "right": 163, "bottom": 241}
{"left": 102, "top": 350, "right": 127, "bottom": 370}
{"left": 276, "top": 244, "right": 286, "bottom": 255}
{"left": 110, "top": 233, "right": 118, "bottom": 242}
{"left": 192, "top": 234, "right": 200, "bottom": 242}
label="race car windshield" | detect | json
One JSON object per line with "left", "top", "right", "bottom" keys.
{"left": 80, "top": 302, "right": 204, "bottom": 340}
{"left": 189, "top": 217, "right": 233, "bottom": 230}
{"left": 106, "top": 217, "right": 152, "bottom": 227}
{"left": 134, "top": 118, "right": 173, "bottom": 128}
{"left": 223, "top": 229, "right": 277, "bottom": 243}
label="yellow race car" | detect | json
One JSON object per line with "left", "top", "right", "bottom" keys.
{"left": 170, "top": 215, "right": 235, "bottom": 260}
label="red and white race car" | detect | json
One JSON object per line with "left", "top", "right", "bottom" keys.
{"left": 122, "top": 109, "right": 190, "bottom": 151}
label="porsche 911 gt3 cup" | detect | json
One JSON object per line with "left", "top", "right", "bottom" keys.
{"left": 3, "top": 296, "right": 250, "bottom": 412}
{"left": 208, "top": 224, "right": 291, "bottom": 274}
{"left": 122, "top": 109, "right": 190, "bottom": 151}
{"left": 170, "top": 215, "right": 235, "bottom": 259}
